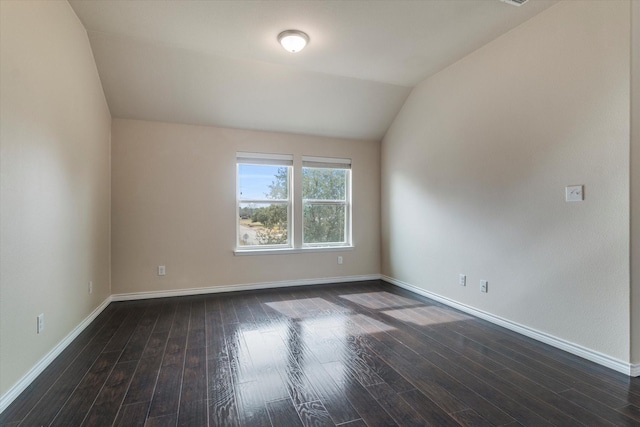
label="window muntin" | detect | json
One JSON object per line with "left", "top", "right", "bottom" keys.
{"left": 237, "top": 154, "right": 292, "bottom": 249}
{"left": 302, "top": 157, "right": 351, "bottom": 246}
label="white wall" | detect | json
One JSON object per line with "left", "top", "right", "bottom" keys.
{"left": 0, "top": 1, "right": 111, "bottom": 397}
{"left": 111, "top": 119, "right": 380, "bottom": 295}
{"left": 631, "top": 1, "right": 640, "bottom": 364}
{"left": 381, "top": 1, "right": 631, "bottom": 362}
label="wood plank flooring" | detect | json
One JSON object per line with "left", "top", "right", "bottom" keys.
{"left": 2, "top": 280, "right": 640, "bottom": 426}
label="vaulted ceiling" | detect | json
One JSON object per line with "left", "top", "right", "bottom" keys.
{"left": 69, "top": 0, "right": 558, "bottom": 140}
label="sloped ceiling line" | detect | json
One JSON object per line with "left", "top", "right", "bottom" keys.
{"left": 70, "top": 0, "right": 559, "bottom": 140}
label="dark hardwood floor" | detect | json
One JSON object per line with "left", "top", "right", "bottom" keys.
{"left": 2, "top": 280, "right": 640, "bottom": 426}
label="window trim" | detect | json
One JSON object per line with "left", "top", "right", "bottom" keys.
{"left": 236, "top": 153, "right": 293, "bottom": 250}
{"left": 235, "top": 153, "right": 353, "bottom": 254}
{"left": 234, "top": 245, "right": 354, "bottom": 256}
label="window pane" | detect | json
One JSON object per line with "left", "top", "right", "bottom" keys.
{"left": 302, "top": 168, "right": 346, "bottom": 200}
{"left": 303, "top": 203, "right": 345, "bottom": 244}
{"left": 238, "top": 164, "right": 289, "bottom": 200}
{"left": 238, "top": 202, "right": 288, "bottom": 246}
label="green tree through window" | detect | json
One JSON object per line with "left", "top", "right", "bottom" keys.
{"left": 302, "top": 168, "right": 347, "bottom": 244}
{"left": 253, "top": 168, "right": 289, "bottom": 244}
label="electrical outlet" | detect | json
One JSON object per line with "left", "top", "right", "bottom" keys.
{"left": 158, "top": 265, "right": 166, "bottom": 276}
{"left": 37, "top": 313, "right": 44, "bottom": 334}
{"left": 480, "top": 280, "right": 488, "bottom": 293}
{"left": 459, "top": 274, "right": 466, "bottom": 286}
{"left": 565, "top": 185, "right": 584, "bottom": 202}
{"left": 337, "top": 256, "right": 343, "bottom": 265}
{"left": 88, "top": 281, "right": 93, "bottom": 295}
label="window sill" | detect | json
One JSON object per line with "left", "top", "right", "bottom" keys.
{"left": 234, "top": 246, "right": 354, "bottom": 256}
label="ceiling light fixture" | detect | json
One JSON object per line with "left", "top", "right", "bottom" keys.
{"left": 499, "top": 0, "right": 529, "bottom": 6}
{"left": 278, "top": 30, "right": 309, "bottom": 53}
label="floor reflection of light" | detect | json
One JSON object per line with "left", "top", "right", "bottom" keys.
{"left": 322, "top": 360, "right": 351, "bottom": 390}
{"left": 265, "top": 297, "right": 347, "bottom": 319}
{"left": 350, "top": 314, "right": 395, "bottom": 334}
{"left": 234, "top": 296, "right": 400, "bottom": 403}
{"left": 300, "top": 316, "right": 347, "bottom": 362}
{"left": 241, "top": 328, "right": 280, "bottom": 367}
{"left": 339, "top": 292, "right": 422, "bottom": 310}
{"left": 229, "top": 324, "right": 286, "bottom": 391}
{"left": 382, "top": 305, "right": 471, "bottom": 326}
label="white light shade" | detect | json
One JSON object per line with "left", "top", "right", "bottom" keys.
{"left": 278, "top": 30, "right": 309, "bottom": 53}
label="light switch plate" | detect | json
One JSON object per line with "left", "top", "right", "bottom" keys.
{"left": 459, "top": 274, "right": 466, "bottom": 286}
{"left": 480, "top": 280, "right": 488, "bottom": 293}
{"left": 37, "top": 313, "right": 44, "bottom": 334}
{"left": 566, "top": 185, "right": 583, "bottom": 202}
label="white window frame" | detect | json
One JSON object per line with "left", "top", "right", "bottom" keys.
{"left": 301, "top": 156, "right": 352, "bottom": 248}
{"left": 236, "top": 152, "right": 293, "bottom": 251}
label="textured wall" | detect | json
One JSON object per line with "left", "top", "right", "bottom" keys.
{"left": 381, "top": 1, "right": 630, "bottom": 361}
{"left": 111, "top": 119, "right": 380, "bottom": 295}
{"left": 0, "top": 1, "right": 111, "bottom": 396}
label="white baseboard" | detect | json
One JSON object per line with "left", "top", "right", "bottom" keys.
{"left": 381, "top": 275, "right": 635, "bottom": 377}
{"left": 111, "top": 274, "right": 382, "bottom": 301}
{"left": 0, "top": 297, "right": 112, "bottom": 414}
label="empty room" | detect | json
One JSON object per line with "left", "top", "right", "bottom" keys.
{"left": 1, "top": 0, "right": 640, "bottom": 425}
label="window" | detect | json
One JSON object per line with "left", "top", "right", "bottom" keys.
{"left": 236, "top": 153, "right": 351, "bottom": 252}
{"left": 302, "top": 156, "right": 351, "bottom": 246}
{"left": 237, "top": 153, "right": 292, "bottom": 248}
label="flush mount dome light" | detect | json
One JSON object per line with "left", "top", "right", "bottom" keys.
{"left": 278, "top": 30, "right": 309, "bottom": 53}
